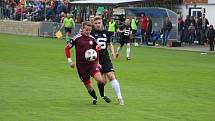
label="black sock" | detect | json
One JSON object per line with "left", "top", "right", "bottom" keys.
{"left": 88, "top": 89, "right": 97, "bottom": 100}
{"left": 97, "top": 83, "right": 105, "bottom": 97}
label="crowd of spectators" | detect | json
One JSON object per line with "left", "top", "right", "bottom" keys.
{"left": 1, "top": 1, "right": 214, "bottom": 48}
{"left": 178, "top": 14, "right": 210, "bottom": 45}
{"left": 1, "top": 0, "right": 71, "bottom": 22}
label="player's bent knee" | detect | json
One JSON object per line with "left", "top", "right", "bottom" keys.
{"left": 92, "top": 72, "right": 105, "bottom": 84}
{"left": 96, "top": 78, "right": 105, "bottom": 85}
{"left": 102, "top": 77, "right": 107, "bottom": 83}
{"left": 107, "top": 72, "right": 116, "bottom": 80}
{"left": 91, "top": 70, "right": 100, "bottom": 77}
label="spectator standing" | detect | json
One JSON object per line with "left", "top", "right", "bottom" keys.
{"left": 130, "top": 16, "right": 139, "bottom": 43}
{"left": 196, "top": 16, "right": 203, "bottom": 44}
{"left": 207, "top": 25, "right": 215, "bottom": 51}
{"left": 140, "top": 13, "right": 147, "bottom": 44}
{"left": 188, "top": 22, "right": 195, "bottom": 44}
{"left": 190, "top": 16, "right": 196, "bottom": 27}
{"left": 184, "top": 15, "right": 191, "bottom": 44}
{"left": 146, "top": 17, "right": 152, "bottom": 43}
{"left": 178, "top": 17, "right": 184, "bottom": 42}
{"left": 202, "top": 14, "right": 209, "bottom": 45}
{"left": 162, "top": 17, "right": 172, "bottom": 46}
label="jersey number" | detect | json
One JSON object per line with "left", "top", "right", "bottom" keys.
{"left": 97, "top": 38, "right": 107, "bottom": 49}
{"left": 124, "top": 30, "right": 130, "bottom": 36}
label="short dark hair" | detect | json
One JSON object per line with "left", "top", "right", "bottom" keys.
{"left": 82, "top": 21, "right": 93, "bottom": 28}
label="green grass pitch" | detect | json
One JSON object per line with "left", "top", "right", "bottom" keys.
{"left": 0, "top": 33, "right": 215, "bottom": 121}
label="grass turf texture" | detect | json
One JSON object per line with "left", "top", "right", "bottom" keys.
{"left": 0, "top": 33, "right": 215, "bottom": 121}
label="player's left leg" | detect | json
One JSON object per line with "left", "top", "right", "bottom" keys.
{"left": 106, "top": 72, "right": 124, "bottom": 105}
{"left": 78, "top": 64, "right": 98, "bottom": 104}
{"left": 126, "top": 43, "right": 131, "bottom": 60}
{"left": 64, "top": 27, "right": 71, "bottom": 44}
{"left": 131, "top": 30, "right": 136, "bottom": 43}
{"left": 92, "top": 71, "right": 111, "bottom": 103}
{"left": 116, "top": 42, "right": 124, "bottom": 58}
{"left": 66, "top": 32, "right": 71, "bottom": 44}
{"left": 83, "top": 80, "right": 98, "bottom": 105}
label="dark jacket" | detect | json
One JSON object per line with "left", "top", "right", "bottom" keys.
{"left": 147, "top": 19, "right": 152, "bottom": 34}
{"left": 178, "top": 18, "right": 184, "bottom": 31}
{"left": 184, "top": 18, "right": 191, "bottom": 29}
{"left": 207, "top": 28, "right": 215, "bottom": 40}
{"left": 163, "top": 20, "right": 172, "bottom": 32}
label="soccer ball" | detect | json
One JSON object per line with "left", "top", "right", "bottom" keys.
{"left": 134, "top": 42, "right": 139, "bottom": 47}
{"left": 85, "top": 49, "right": 97, "bottom": 61}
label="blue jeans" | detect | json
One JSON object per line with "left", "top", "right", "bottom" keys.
{"left": 162, "top": 31, "right": 170, "bottom": 46}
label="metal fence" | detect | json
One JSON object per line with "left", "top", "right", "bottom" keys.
{"left": 125, "top": 7, "right": 178, "bottom": 41}
{"left": 1, "top": 7, "right": 178, "bottom": 44}
{"left": 38, "top": 22, "right": 81, "bottom": 38}
{"left": 37, "top": 22, "right": 125, "bottom": 43}
{"left": 39, "top": 22, "right": 62, "bottom": 37}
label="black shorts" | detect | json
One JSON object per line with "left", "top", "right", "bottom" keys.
{"left": 99, "top": 55, "right": 114, "bottom": 74}
{"left": 132, "top": 30, "right": 137, "bottom": 35}
{"left": 117, "top": 36, "right": 130, "bottom": 46}
{"left": 65, "top": 27, "right": 72, "bottom": 34}
{"left": 108, "top": 32, "right": 114, "bottom": 37}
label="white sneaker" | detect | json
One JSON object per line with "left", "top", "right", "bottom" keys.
{"left": 118, "top": 98, "right": 124, "bottom": 105}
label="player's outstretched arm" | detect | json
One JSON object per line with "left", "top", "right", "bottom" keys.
{"left": 65, "top": 45, "right": 75, "bottom": 68}
{"left": 59, "top": 21, "right": 65, "bottom": 31}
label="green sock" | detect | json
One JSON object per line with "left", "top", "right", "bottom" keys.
{"left": 66, "top": 35, "right": 70, "bottom": 43}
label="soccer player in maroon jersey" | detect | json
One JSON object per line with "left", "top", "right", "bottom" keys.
{"left": 64, "top": 21, "right": 110, "bottom": 105}
{"left": 91, "top": 16, "right": 124, "bottom": 105}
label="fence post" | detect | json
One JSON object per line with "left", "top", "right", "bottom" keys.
{"left": 44, "top": 2, "right": 47, "bottom": 21}
{"left": 0, "top": 7, "right": 3, "bottom": 20}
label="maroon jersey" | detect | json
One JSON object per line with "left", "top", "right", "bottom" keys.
{"left": 65, "top": 33, "right": 100, "bottom": 81}
{"left": 66, "top": 33, "right": 97, "bottom": 64}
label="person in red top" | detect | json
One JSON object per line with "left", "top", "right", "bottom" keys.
{"left": 64, "top": 21, "right": 111, "bottom": 105}
{"left": 141, "top": 13, "right": 148, "bottom": 44}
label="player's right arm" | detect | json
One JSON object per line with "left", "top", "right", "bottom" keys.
{"left": 65, "top": 39, "right": 75, "bottom": 68}
{"left": 108, "top": 43, "right": 116, "bottom": 60}
{"left": 59, "top": 19, "right": 65, "bottom": 31}
{"left": 106, "top": 32, "right": 116, "bottom": 59}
